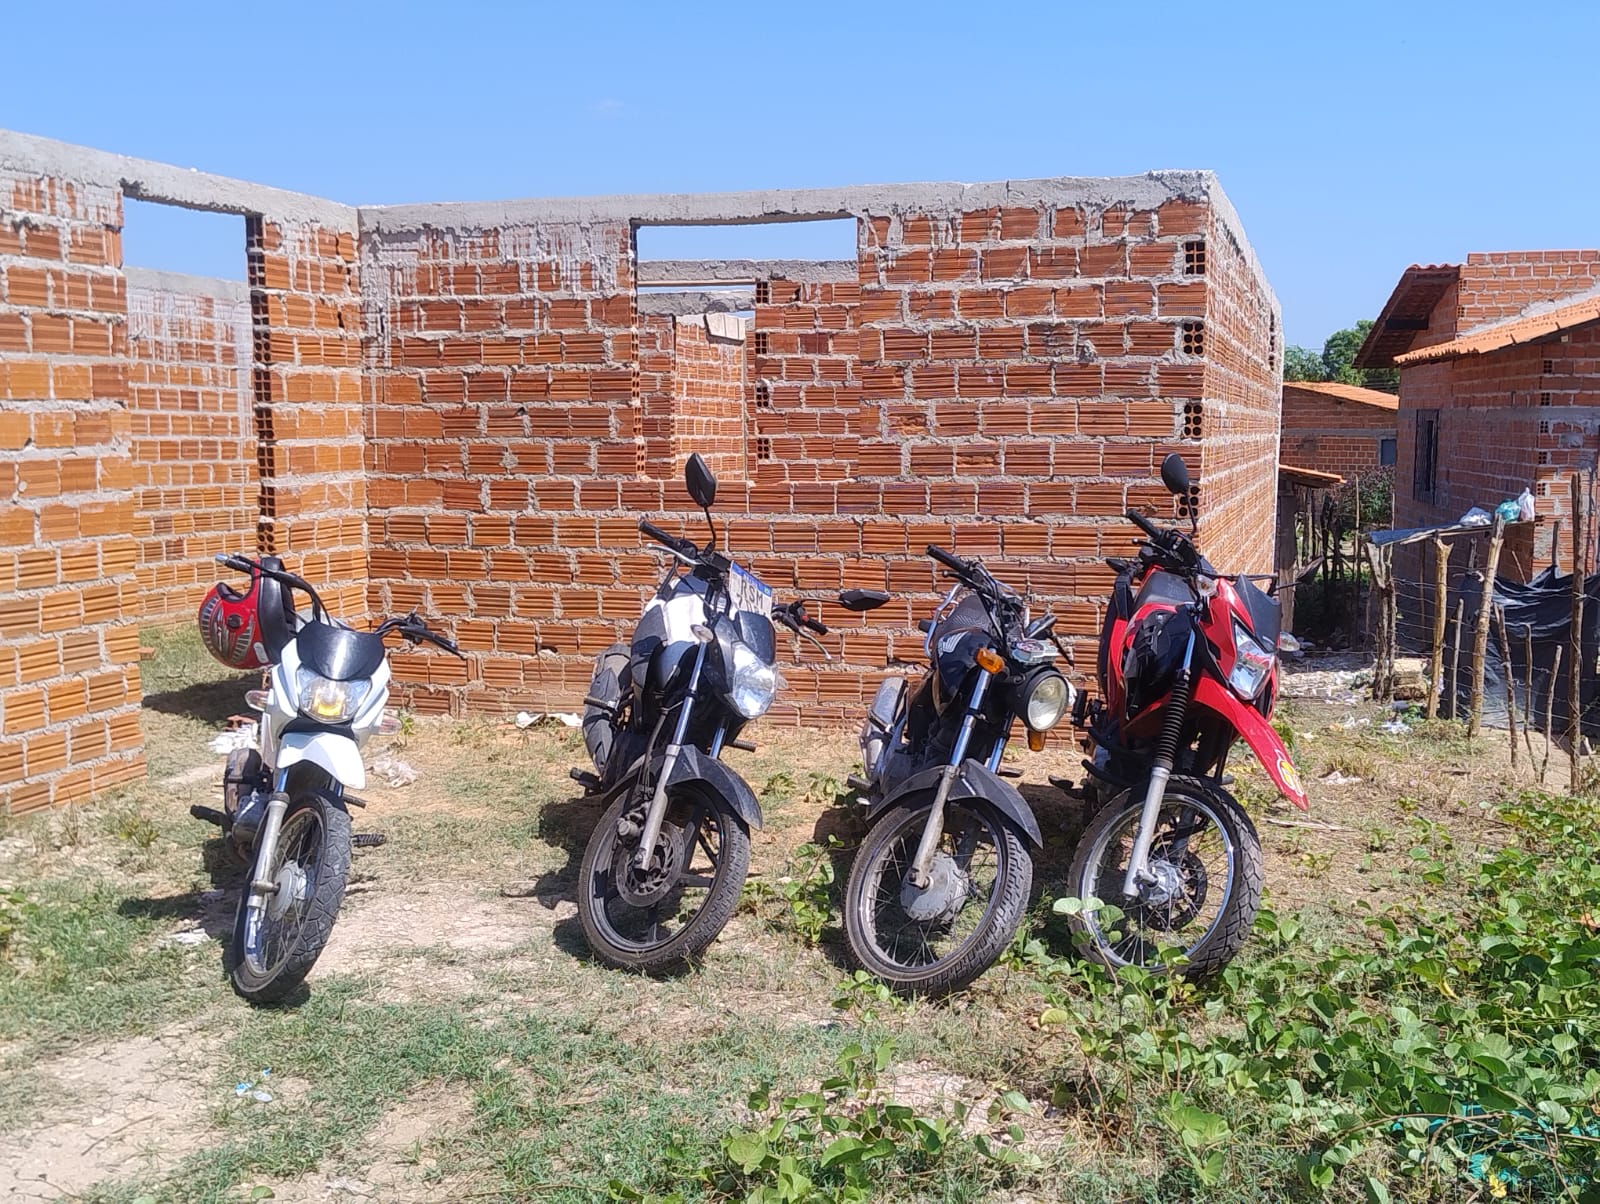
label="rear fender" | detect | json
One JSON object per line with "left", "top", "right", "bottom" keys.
{"left": 866, "top": 759, "right": 1042, "bottom": 849}
{"left": 1192, "top": 675, "right": 1308, "bottom": 809}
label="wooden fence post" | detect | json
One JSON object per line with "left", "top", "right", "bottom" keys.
{"left": 1571, "top": 472, "right": 1586, "bottom": 792}
{"left": 1494, "top": 606, "right": 1518, "bottom": 770}
{"left": 1448, "top": 599, "right": 1466, "bottom": 721}
{"left": 1467, "top": 516, "right": 1507, "bottom": 737}
{"left": 1427, "top": 536, "right": 1450, "bottom": 719}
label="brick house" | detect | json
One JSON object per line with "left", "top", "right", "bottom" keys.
{"left": 1279, "top": 381, "right": 1397, "bottom": 481}
{"left": 1355, "top": 251, "right": 1600, "bottom": 581}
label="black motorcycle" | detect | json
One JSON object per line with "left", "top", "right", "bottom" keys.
{"left": 838, "top": 546, "right": 1074, "bottom": 995}
{"left": 574, "top": 453, "right": 836, "bottom": 972}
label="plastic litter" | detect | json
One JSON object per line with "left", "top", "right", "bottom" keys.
{"left": 514, "top": 710, "right": 581, "bottom": 730}
{"left": 1321, "top": 771, "right": 1363, "bottom": 786}
{"left": 1381, "top": 719, "right": 1411, "bottom": 735}
{"left": 162, "top": 929, "right": 209, "bottom": 947}
{"left": 1517, "top": 488, "right": 1536, "bottom": 522}
{"left": 368, "top": 754, "right": 418, "bottom": 787}
{"left": 235, "top": 1069, "right": 273, "bottom": 1103}
{"left": 1458, "top": 506, "right": 1492, "bottom": 527}
{"left": 208, "top": 730, "right": 254, "bottom": 755}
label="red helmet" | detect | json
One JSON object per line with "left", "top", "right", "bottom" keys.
{"left": 198, "top": 571, "right": 271, "bottom": 670}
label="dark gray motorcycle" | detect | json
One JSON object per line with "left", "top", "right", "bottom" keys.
{"left": 838, "top": 545, "right": 1074, "bottom": 996}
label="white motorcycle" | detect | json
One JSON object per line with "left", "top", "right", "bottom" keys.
{"left": 192, "top": 553, "right": 464, "bottom": 1004}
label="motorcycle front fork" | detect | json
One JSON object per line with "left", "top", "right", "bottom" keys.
{"left": 245, "top": 767, "right": 293, "bottom": 922}
{"left": 908, "top": 667, "right": 994, "bottom": 888}
{"left": 1122, "top": 631, "right": 1197, "bottom": 900}
{"left": 633, "top": 641, "right": 708, "bottom": 870}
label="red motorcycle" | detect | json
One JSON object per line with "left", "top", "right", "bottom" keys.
{"left": 1061, "top": 453, "right": 1307, "bottom": 977}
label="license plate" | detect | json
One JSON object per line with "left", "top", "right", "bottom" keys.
{"left": 729, "top": 563, "right": 773, "bottom": 618}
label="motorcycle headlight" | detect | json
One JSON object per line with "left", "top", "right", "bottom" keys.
{"left": 1228, "top": 621, "right": 1276, "bottom": 699}
{"left": 1020, "top": 669, "right": 1071, "bottom": 732}
{"left": 295, "top": 666, "right": 369, "bottom": 722}
{"left": 726, "top": 640, "right": 778, "bottom": 719}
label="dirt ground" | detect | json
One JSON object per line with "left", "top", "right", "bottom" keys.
{"left": 0, "top": 645, "right": 1550, "bottom": 1202}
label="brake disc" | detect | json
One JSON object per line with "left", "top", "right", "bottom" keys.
{"left": 613, "top": 820, "right": 686, "bottom": 908}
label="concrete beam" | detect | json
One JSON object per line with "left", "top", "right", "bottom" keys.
{"left": 0, "top": 128, "right": 356, "bottom": 228}
{"left": 637, "top": 290, "right": 755, "bottom": 317}
{"left": 359, "top": 171, "right": 1219, "bottom": 232}
{"left": 124, "top": 266, "right": 250, "bottom": 303}
{"left": 638, "top": 259, "right": 855, "bottom": 286}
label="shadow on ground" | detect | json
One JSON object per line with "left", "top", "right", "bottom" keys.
{"left": 141, "top": 675, "right": 255, "bottom": 725}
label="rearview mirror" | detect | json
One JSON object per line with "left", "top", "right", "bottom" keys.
{"left": 838, "top": 588, "right": 891, "bottom": 612}
{"left": 1160, "top": 452, "right": 1191, "bottom": 498}
{"left": 685, "top": 453, "right": 717, "bottom": 510}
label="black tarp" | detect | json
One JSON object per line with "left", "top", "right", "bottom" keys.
{"left": 1417, "top": 567, "right": 1600, "bottom": 741}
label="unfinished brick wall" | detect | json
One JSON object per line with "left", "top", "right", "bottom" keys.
{"left": 637, "top": 311, "right": 748, "bottom": 482}
{"left": 1281, "top": 385, "right": 1397, "bottom": 480}
{"left": 250, "top": 217, "right": 367, "bottom": 616}
{"left": 1457, "top": 251, "right": 1600, "bottom": 328}
{"left": 1196, "top": 204, "right": 1281, "bottom": 575}
{"left": 351, "top": 180, "right": 1278, "bottom": 721}
{"left": 126, "top": 270, "right": 256, "bottom": 620}
{"left": 361, "top": 217, "right": 640, "bottom": 712}
{"left": 0, "top": 172, "right": 144, "bottom": 813}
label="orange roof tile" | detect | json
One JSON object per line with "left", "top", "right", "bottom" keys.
{"left": 1395, "top": 284, "right": 1600, "bottom": 365}
{"left": 1279, "top": 462, "right": 1345, "bottom": 488}
{"left": 1282, "top": 380, "right": 1399, "bottom": 411}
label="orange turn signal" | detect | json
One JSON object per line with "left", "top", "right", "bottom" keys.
{"left": 974, "top": 647, "right": 1005, "bottom": 674}
{"left": 1028, "top": 729, "right": 1046, "bottom": 752}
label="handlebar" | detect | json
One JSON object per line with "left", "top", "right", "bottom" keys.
{"left": 215, "top": 552, "right": 327, "bottom": 621}
{"left": 639, "top": 519, "right": 697, "bottom": 560}
{"left": 1125, "top": 509, "right": 1163, "bottom": 541}
{"left": 775, "top": 601, "right": 829, "bottom": 636}
{"left": 926, "top": 544, "right": 969, "bottom": 575}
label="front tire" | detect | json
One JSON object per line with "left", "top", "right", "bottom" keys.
{"left": 1065, "top": 777, "right": 1262, "bottom": 978}
{"left": 228, "top": 792, "right": 351, "bottom": 1004}
{"left": 577, "top": 782, "right": 750, "bottom": 972}
{"left": 843, "top": 798, "right": 1031, "bottom": 998}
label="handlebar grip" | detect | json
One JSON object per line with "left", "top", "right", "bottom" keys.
{"left": 639, "top": 520, "right": 694, "bottom": 557}
{"left": 803, "top": 616, "right": 829, "bottom": 636}
{"left": 925, "top": 544, "right": 967, "bottom": 574}
{"left": 215, "top": 553, "right": 255, "bottom": 573}
{"left": 1125, "top": 510, "right": 1163, "bottom": 541}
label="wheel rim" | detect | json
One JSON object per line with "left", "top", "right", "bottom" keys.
{"left": 1077, "top": 792, "right": 1236, "bottom": 969}
{"left": 243, "top": 806, "right": 326, "bottom": 979}
{"left": 854, "top": 801, "right": 1005, "bottom": 977}
{"left": 586, "top": 788, "right": 731, "bottom": 954}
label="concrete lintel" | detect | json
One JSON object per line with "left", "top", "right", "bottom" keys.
{"left": 638, "top": 290, "right": 756, "bottom": 317}
{"left": 124, "top": 266, "right": 251, "bottom": 303}
{"left": 638, "top": 259, "right": 856, "bottom": 286}
{"left": 359, "top": 171, "right": 1219, "bottom": 233}
{"left": 0, "top": 128, "right": 356, "bottom": 228}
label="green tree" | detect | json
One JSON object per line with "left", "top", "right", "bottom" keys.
{"left": 1283, "top": 320, "right": 1399, "bottom": 392}
{"left": 1283, "top": 345, "right": 1326, "bottom": 382}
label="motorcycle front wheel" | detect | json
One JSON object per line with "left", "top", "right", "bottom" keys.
{"left": 577, "top": 781, "right": 750, "bottom": 972}
{"left": 843, "top": 798, "right": 1031, "bottom": 998}
{"left": 228, "top": 792, "right": 351, "bottom": 1004}
{"left": 1065, "top": 777, "right": 1262, "bottom": 978}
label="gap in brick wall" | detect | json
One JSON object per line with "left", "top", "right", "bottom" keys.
{"left": 121, "top": 198, "right": 247, "bottom": 280}
{"left": 635, "top": 217, "right": 858, "bottom": 263}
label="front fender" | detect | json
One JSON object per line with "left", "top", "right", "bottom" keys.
{"left": 276, "top": 731, "right": 365, "bottom": 790}
{"left": 665, "top": 745, "right": 763, "bottom": 831}
{"left": 867, "top": 759, "right": 1042, "bottom": 849}
{"left": 1192, "top": 675, "right": 1308, "bottom": 809}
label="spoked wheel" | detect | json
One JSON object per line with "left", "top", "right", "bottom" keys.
{"left": 843, "top": 798, "right": 1031, "bottom": 998}
{"left": 577, "top": 782, "right": 750, "bottom": 972}
{"left": 228, "top": 793, "right": 351, "bottom": 1004}
{"left": 1065, "top": 777, "right": 1262, "bottom": 978}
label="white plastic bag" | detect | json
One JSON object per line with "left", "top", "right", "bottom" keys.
{"left": 1458, "top": 506, "right": 1492, "bottom": 528}
{"left": 1517, "top": 488, "right": 1535, "bottom": 522}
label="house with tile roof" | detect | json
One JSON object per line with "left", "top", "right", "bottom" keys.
{"left": 1355, "top": 250, "right": 1600, "bottom": 581}
{"left": 1280, "top": 380, "right": 1398, "bottom": 482}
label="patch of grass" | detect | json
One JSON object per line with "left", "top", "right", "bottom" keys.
{"left": 1320, "top": 747, "right": 1376, "bottom": 779}
{"left": 0, "top": 875, "right": 216, "bottom": 1056}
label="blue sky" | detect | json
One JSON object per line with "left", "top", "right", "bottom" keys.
{"left": 4, "top": 1, "right": 1595, "bottom": 350}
